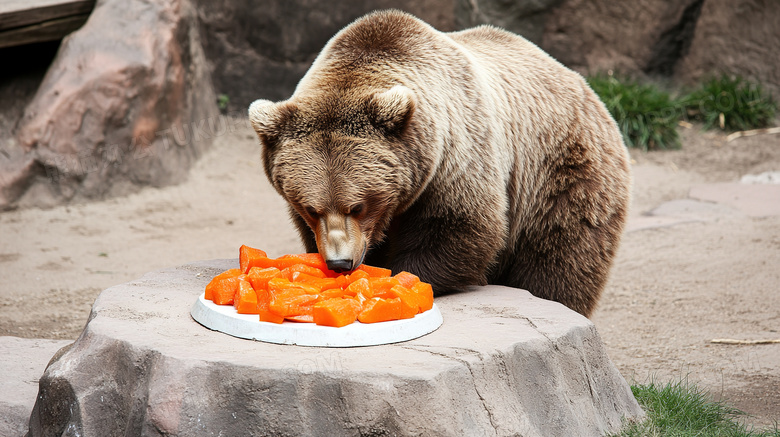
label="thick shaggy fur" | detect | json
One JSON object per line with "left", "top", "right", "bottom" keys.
{"left": 249, "top": 10, "right": 631, "bottom": 317}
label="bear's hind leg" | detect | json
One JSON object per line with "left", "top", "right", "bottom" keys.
{"left": 497, "top": 224, "right": 619, "bottom": 317}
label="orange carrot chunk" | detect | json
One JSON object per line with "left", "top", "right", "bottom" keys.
{"left": 244, "top": 256, "right": 279, "bottom": 272}
{"left": 292, "top": 272, "right": 339, "bottom": 290}
{"left": 387, "top": 284, "right": 423, "bottom": 314}
{"left": 234, "top": 279, "right": 259, "bottom": 314}
{"left": 344, "top": 277, "right": 371, "bottom": 297}
{"left": 345, "top": 269, "right": 370, "bottom": 284}
{"left": 204, "top": 268, "right": 242, "bottom": 300}
{"left": 397, "top": 296, "right": 418, "bottom": 319}
{"left": 277, "top": 252, "right": 326, "bottom": 268}
{"left": 259, "top": 310, "right": 285, "bottom": 324}
{"left": 246, "top": 267, "right": 281, "bottom": 291}
{"left": 369, "top": 277, "right": 402, "bottom": 299}
{"left": 281, "top": 263, "right": 328, "bottom": 281}
{"left": 264, "top": 276, "right": 317, "bottom": 295}
{"left": 355, "top": 297, "right": 398, "bottom": 323}
{"left": 394, "top": 271, "right": 420, "bottom": 289}
{"left": 239, "top": 245, "right": 268, "bottom": 274}
{"left": 320, "top": 288, "right": 348, "bottom": 299}
{"left": 275, "top": 252, "right": 334, "bottom": 273}
{"left": 255, "top": 284, "right": 284, "bottom": 324}
{"left": 267, "top": 277, "right": 296, "bottom": 293}
{"left": 268, "top": 288, "right": 320, "bottom": 318}
{"left": 356, "top": 264, "right": 392, "bottom": 278}
{"left": 289, "top": 263, "right": 327, "bottom": 278}
{"left": 334, "top": 275, "right": 350, "bottom": 290}
{"left": 211, "top": 275, "right": 244, "bottom": 305}
{"left": 313, "top": 298, "right": 362, "bottom": 327}
{"left": 411, "top": 281, "right": 434, "bottom": 312}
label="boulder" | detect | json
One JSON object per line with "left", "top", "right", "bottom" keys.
{"left": 3, "top": 0, "right": 219, "bottom": 210}
{"left": 540, "top": 0, "right": 703, "bottom": 75}
{"left": 28, "top": 259, "right": 644, "bottom": 436}
{"left": 477, "top": 0, "right": 780, "bottom": 95}
{"left": 674, "top": 0, "right": 780, "bottom": 97}
{"left": 192, "top": 0, "right": 455, "bottom": 111}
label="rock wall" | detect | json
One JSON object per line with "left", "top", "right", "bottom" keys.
{"left": 204, "top": 0, "right": 779, "bottom": 113}
{"left": 455, "top": 0, "right": 564, "bottom": 46}
{"left": 539, "top": 0, "right": 703, "bottom": 75}
{"left": 193, "top": 0, "right": 455, "bottom": 112}
{"left": 675, "top": 0, "right": 780, "bottom": 93}
{"left": 457, "top": 0, "right": 780, "bottom": 96}
{"left": 1, "top": 0, "right": 218, "bottom": 210}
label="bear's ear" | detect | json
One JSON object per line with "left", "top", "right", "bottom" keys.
{"left": 248, "top": 99, "right": 296, "bottom": 149}
{"left": 367, "top": 85, "right": 416, "bottom": 136}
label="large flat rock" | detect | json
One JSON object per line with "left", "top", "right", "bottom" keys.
{"left": 28, "top": 259, "right": 643, "bottom": 436}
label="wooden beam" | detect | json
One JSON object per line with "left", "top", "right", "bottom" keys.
{"left": 0, "top": 0, "right": 95, "bottom": 48}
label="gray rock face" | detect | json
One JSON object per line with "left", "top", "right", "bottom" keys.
{"left": 193, "top": 0, "right": 455, "bottom": 111}
{"left": 3, "top": 0, "right": 218, "bottom": 210}
{"left": 541, "top": 0, "right": 703, "bottom": 74}
{"left": 455, "top": 0, "right": 564, "bottom": 45}
{"left": 28, "top": 259, "right": 643, "bottom": 436}
{"left": 457, "top": 0, "right": 780, "bottom": 96}
{"left": 674, "top": 0, "right": 780, "bottom": 95}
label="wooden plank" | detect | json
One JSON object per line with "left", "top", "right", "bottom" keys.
{"left": 0, "top": 13, "right": 90, "bottom": 49}
{"left": 0, "top": 0, "right": 95, "bottom": 32}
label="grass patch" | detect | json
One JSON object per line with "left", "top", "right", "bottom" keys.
{"left": 682, "top": 75, "right": 777, "bottom": 132}
{"left": 217, "top": 93, "right": 230, "bottom": 112}
{"left": 587, "top": 73, "right": 777, "bottom": 151}
{"left": 587, "top": 74, "right": 682, "bottom": 151}
{"left": 618, "top": 379, "right": 780, "bottom": 436}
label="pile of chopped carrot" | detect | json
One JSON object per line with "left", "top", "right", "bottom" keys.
{"left": 203, "top": 245, "right": 434, "bottom": 327}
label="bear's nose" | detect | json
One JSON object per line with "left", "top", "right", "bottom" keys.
{"left": 326, "top": 259, "right": 353, "bottom": 273}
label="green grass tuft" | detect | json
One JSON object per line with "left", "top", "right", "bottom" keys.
{"left": 217, "top": 93, "right": 230, "bottom": 112}
{"left": 617, "top": 379, "right": 780, "bottom": 436}
{"left": 682, "top": 75, "right": 777, "bottom": 132}
{"left": 587, "top": 74, "right": 682, "bottom": 151}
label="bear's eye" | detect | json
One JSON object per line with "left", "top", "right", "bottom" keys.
{"left": 304, "top": 206, "right": 319, "bottom": 219}
{"left": 349, "top": 204, "right": 365, "bottom": 216}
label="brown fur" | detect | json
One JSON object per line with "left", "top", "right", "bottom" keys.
{"left": 249, "top": 10, "right": 631, "bottom": 317}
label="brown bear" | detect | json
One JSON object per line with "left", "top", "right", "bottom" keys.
{"left": 248, "top": 10, "right": 631, "bottom": 317}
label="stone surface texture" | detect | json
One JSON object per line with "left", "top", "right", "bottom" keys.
{"left": 674, "top": 0, "right": 780, "bottom": 95}
{"left": 0, "top": 337, "right": 72, "bottom": 437}
{"left": 457, "top": 0, "right": 780, "bottom": 96}
{"left": 2, "top": 0, "right": 218, "bottom": 210}
{"left": 538, "top": 0, "right": 703, "bottom": 75}
{"left": 193, "top": 0, "right": 455, "bottom": 111}
{"left": 27, "top": 259, "right": 643, "bottom": 436}
{"left": 455, "top": 0, "right": 564, "bottom": 45}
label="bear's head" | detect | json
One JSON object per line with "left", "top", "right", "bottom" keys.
{"left": 249, "top": 85, "right": 421, "bottom": 272}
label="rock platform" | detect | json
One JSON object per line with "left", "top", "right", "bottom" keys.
{"left": 26, "top": 259, "right": 643, "bottom": 436}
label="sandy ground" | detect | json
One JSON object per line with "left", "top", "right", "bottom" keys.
{"left": 1, "top": 122, "right": 778, "bottom": 429}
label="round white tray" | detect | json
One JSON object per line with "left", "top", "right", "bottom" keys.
{"left": 191, "top": 295, "right": 443, "bottom": 347}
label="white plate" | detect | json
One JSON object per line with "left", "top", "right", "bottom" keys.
{"left": 190, "top": 295, "right": 443, "bottom": 347}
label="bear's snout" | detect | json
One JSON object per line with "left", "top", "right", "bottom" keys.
{"left": 326, "top": 259, "right": 353, "bottom": 273}
{"left": 315, "top": 213, "right": 367, "bottom": 274}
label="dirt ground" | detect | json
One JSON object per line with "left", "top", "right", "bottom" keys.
{"left": 1, "top": 122, "right": 778, "bottom": 429}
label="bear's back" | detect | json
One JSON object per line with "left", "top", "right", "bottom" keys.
{"left": 446, "top": 25, "right": 589, "bottom": 117}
